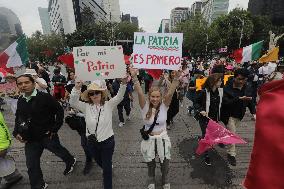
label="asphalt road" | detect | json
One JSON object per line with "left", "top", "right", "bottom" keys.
{"left": 1, "top": 94, "right": 255, "bottom": 189}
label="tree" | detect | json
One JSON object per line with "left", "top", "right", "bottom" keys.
{"left": 174, "top": 15, "right": 210, "bottom": 57}
{"left": 27, "top": 31, "right": 65, "bottom": 62}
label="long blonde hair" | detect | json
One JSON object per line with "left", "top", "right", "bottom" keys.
{"left": 145, "top": 87, "right": 162, "bottom": 120}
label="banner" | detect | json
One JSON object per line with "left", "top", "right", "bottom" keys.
{"left": 133, "top": 32, "right": 183, "bottom": 70}
{"left": 73, "top": 46, "right": 126, "bottom": 81}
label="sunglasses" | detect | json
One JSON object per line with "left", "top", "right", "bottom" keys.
{"left": 88, "top": 91, "right": 101, "bottom": 96}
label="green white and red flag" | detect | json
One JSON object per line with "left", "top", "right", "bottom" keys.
{"left": 232, "top": 41, "right": 263, "bottom": 63}
{"left": 0, "top": 36, "right": 29, "bottom": 73}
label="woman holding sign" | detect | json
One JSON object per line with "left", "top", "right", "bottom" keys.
{"left": 70, "top": 77, "right": 127, "bottom": 189}
{"left": 130, "top": 68, "right": 180, "bottom": 189}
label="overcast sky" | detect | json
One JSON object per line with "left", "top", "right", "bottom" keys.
{"left": 0, "top": 0, "right": 249, "bottom": 36}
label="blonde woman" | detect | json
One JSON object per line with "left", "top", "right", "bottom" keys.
{"left": 130, "top": 68, "right": 180, "bottom": 189}
{"left": 70, "top": 78, "right": 127, "bottom": 189}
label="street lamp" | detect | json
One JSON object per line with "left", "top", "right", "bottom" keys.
{"left": 235, "top": 16, "right": 245, "bottom": 48}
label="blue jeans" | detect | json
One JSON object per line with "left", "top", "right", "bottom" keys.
{"left": 88, "top": 136, "right": 115, "bottom": 189}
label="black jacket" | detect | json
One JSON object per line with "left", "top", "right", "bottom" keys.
{"left": 13, "top": 91, "right": 64, "bottom": 141}
{"left": 220, "top": 78, "right": 255, "bottom": 124}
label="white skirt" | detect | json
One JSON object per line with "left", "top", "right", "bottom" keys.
{"left": 141, "top": 130, "right": 171, "bottom": 163}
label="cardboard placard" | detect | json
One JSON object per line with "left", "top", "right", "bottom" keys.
{"left": 133, "top": 32, "right": 183, "bottom": 70}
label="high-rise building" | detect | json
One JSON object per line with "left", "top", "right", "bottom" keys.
{"left": 131, "top": 17, "right": 139, "bottom": 27}
{"left": 202, "top": 0, "right": 229, "bottom": 25}
{"left": 169, "top": 7, "right": 190, "bottom": 32}
{"left": 248, "top": 0, "right": 284, "bottom": 26}
{"left": 38, "top": 7, "right": 52, "bottom": 35}
{"left": 48, "top": 0, "right": 108, "bottom": 34}
{"left": 102, "top": 0, "right": 121, "bottom": 22}
{"left": 0, "top": 7, "right": 23, "bottom": 36}
{"left": 158, "top": 19, "right": 170, "bottom": 33}
{"left": 121, "top": 13, "right": 139, "bottom": 27}
{"left": 190, "top": 1, "right": 203, "bottom": 17}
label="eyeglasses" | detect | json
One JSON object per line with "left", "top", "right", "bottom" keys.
{"left": 88, "top": 91, "right": 101, "bottom": 96}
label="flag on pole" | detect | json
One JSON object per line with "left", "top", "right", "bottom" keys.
{"left": 259, "top": 47, "right": 279, "bottom": 63}
{"left": 232, "top": 41, "right": 263, "bottom": 63}
{"left": 57, "top": 54, "right": 74, "bottom": 68}
{"left": 196, "top": 120, "right": 246, "bottom": 155}
{"left": 0, "top": 36, "right": 29, "bottom": 70}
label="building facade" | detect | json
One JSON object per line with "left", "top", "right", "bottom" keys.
{"left": 170, "top": 7, "right": 190, "bottom": 32}
{"left": 48, "top": 0, "right": 76, "bottom": 34}
{"left": 38, "top": 8, "right": 52, "bottom": 35}
{"left": 190, "top": 1, "right": 203, "bottom": 17}
{"left": 248, "top": 0, "right": 284, "bottom": 26}
{"left": 158, "top": 19, "right": 170, "bottom": 33}
{"left": 121, "top": 13, "right": 139, "bottom": 27}
{"left": 102, "top": 0, "right": 121, "bottom": 22}
{"left": 48, "top": 0, "right": 110, "bottom": 34}
{"left": 0, "top": 7, "right": 23, "bottom": 36}
{"left": 202, "top": 0, "right": 229, "bottom": 25}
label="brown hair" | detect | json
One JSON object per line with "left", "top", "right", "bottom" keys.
{"left": 203, "top": 73, "right": 223, "bottom": 90}
{"left": 146, "top": 87, "right": 162, "bottom": 120}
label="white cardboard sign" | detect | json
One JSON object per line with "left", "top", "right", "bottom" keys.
{"left": 133, "top": 32, "right": 183, "bottom": 70}
{"left": 73, "top": 46, "right": 126, "bottom": 81}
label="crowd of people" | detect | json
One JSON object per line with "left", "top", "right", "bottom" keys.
{"left": 0, "top": 56, "right": 284, "bottom": 189}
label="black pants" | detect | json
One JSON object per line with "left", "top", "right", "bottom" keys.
{"left": 81, "top": 134, "right": 92, "bottom": 162}
{"left": 117, "top": 99, "right": 131, "bottom": 123}
{"left": 88, "top": 136, "right": 115, "bottom": 189}
{"left": 198, "top": 117, "right": 210, "bottom": 157}
{"left": 25, "top": 134, "right": 74, "bottom": 189}
{"left": 166, "top": 92, "right": 179, "bottom": 125}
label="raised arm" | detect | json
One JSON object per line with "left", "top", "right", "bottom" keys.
{"left": 164, "top": 70, "right": 181, "bottom": 107}
{"left": 69, "top": 81, "right": 86, "bottom": 113}
{"left": 130, "top": 68, "right": 146, "bottom": 109}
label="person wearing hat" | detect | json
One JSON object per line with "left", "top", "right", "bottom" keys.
{"left": 24, "top": 69, "right": 48, "bottom": 93}
{"left": 70, "top": 77, "right": 127, "bottom": 189}
{"left": 0, "top": 112, "right": 23, "bottom": 188}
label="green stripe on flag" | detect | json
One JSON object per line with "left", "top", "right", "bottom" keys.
{"left": 16, "top": 36, "right": 29, "bottom": 66}
{"left": 251, "top": 41, "right": 263, "bottom": 61}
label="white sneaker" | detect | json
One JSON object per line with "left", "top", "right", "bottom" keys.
{"left": 118, "top": 122, "right": 125, "bottom": 127}
{"left": 126, "top": 116, "right": 131, "bottom": 121}
{"left": 147, "top": 183, "right": 155, "bottom": 189}
{"left": 163, "top": 183, "right": 170, "bottom": 189}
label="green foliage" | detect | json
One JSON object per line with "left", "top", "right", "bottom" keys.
{"left": 27, "top": 31, "right": 65, "bottom": 62}
{"left": 173, "top": 8, "right": 282, "bottom": 56}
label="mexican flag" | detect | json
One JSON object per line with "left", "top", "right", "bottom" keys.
{"left": 232, "top": 41, "right": 263, "bottom": 63}
{"left": 0, "top": 36, "right": 29, "bottom": 71}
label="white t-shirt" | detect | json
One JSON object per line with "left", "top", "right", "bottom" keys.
{"left": 141, "top": 101, "right": 169, "bottom": 133}
{"left": 258, "top": 66, "right": 269, "bottom": 75}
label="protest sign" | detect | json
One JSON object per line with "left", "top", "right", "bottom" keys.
{"left": 73, "top": 46, "right": 126, "bottom": 81}
{"left": 224, "top": 75, "right": 234, "bottom": 85}
{"left": 196, "top": 77, "right": 207, "bottom": 91}
{"left": 133, "top": 32, "right": 183, "bottom": 70}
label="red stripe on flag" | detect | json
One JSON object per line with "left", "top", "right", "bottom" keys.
{"left": 231, "top": 48, "right": 243, "bottom": 64}
{"left": 0, "top": 52, "right": 14, "bottom": 73}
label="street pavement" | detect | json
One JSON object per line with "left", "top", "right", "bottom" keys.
{"left": 1, "top": 93, "right": 255, "bottom": 189}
